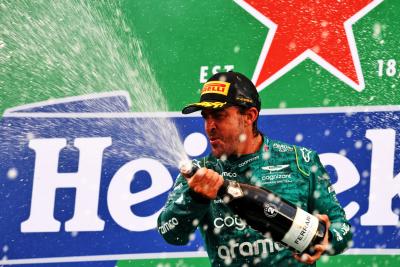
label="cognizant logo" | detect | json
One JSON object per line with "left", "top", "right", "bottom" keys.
{"left": 214, "top": 215, "right": 246, "bottom": 230}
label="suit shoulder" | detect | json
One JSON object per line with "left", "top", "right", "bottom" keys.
{"left": 268, "top": 139, "right": 318, "bottom": 177}
{"left": 268, "top": 138, "right": 316, "bottom": 155}
{"left": 268, "top": 138, "right": 296, "bottom": 153}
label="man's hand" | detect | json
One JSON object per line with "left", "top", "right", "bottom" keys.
{"left": 187, "top": 167, "right": 224, "bottom": 199}
{"left": 293, "top": 214, "right": 331, "bottom": 265}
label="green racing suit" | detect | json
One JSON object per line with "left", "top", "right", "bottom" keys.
{"left": 157, "top": 136, "right": 352, "bottom": 266}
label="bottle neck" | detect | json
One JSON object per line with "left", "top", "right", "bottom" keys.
{"left": 217, "top": 180, "right": 244, "bottom": 200}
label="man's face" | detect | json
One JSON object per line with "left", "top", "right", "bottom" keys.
{"left": 201, "top": 106, "right": 246, "bottom": 158}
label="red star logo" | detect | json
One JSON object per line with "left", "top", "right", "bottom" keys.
{"left": 235, "top": 0, "right": 383, "bottom": 92}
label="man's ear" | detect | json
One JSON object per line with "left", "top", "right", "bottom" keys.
{"left": 245, "top": 107, "right": 259, "bottom": 125}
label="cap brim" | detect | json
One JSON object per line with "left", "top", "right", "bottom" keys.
{"left": 181, "top": 101, "right": 229, "bottom": 114}
{"left": 181, "top": 104, "right": 202, "bottom": 114}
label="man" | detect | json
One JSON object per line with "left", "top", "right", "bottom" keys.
{"left": 157, "top": 71, "right": 352, "bottom": 266}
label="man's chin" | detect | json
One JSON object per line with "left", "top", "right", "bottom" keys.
{"left": 211, "top": 146, "right": 223, "bottom": 158}
{"left": 211, "top": 147, "right": 229, "bottom": 159}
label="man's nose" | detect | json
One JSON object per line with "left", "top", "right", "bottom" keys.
{"left": 205, "top": 117, "right": 216, "bottom": 131}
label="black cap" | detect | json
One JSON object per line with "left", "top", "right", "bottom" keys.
{"left": 182, "top": 71, "right": 261, "bottom": 114}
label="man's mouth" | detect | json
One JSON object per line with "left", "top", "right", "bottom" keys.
{"left": 209, "top": 137, "right": 222, "bottom": 146}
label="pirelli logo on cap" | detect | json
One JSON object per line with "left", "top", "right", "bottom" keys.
{"left": 201, "top": 81, "right": 230, "bottom": 96}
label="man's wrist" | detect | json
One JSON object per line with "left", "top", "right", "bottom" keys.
{"left": 188, "top": 189, "right": 211, "bottom": 204}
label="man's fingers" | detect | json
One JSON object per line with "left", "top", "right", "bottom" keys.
{"left": 193, "top": 167, "right": 207, "bottom": 179}
{"left": 208, "top": 171, "right": 224, "bottom": 198}
{"left": 187, "top": 168, "right": 223, "bottom": 199}
{"left": 314, "top": 244, "right": 325, "bottom": 253}
{"left": 317, "top": 214, "right": 331, "bottom": 228}
{"left": 211, "top": 171, "right": 224, "bottom": 188}
{"left": 293, "top": 253, "right": 301, "bottom": 261}
{"left": 293, "top": 250, "right": 323, "bottom": 265}
{"left": 293, "top": 253, "right": 314, "bottom": 264}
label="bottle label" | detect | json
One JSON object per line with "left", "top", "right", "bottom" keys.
{"left": 281, "top": 208, "right": 319, "bottom": 253}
